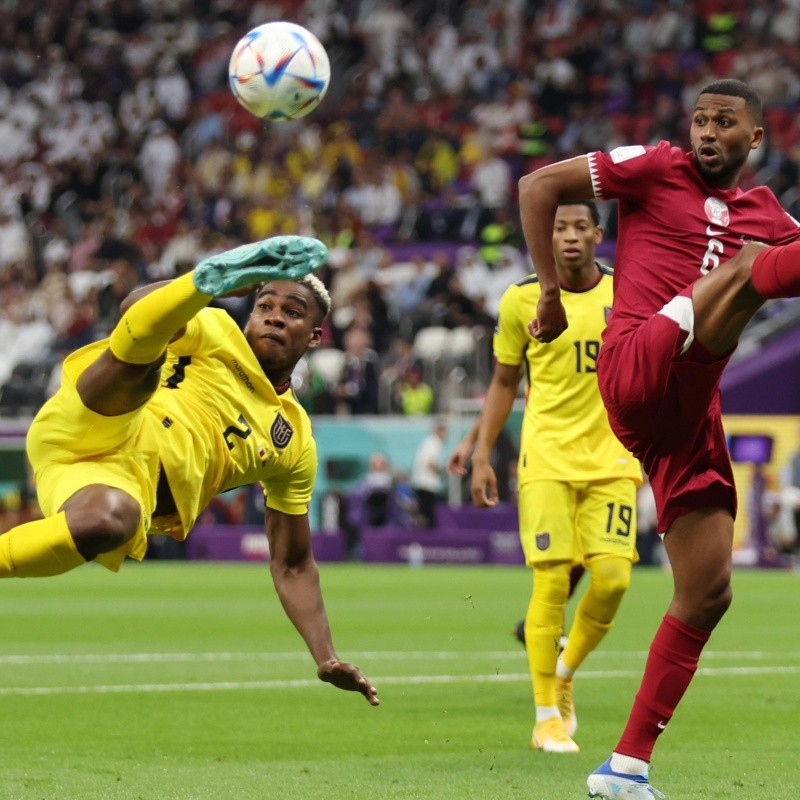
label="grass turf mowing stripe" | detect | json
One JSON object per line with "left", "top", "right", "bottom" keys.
{"left": 2, "top": 648, "right": 799, "bottom": 664}
{"left": 2, "top": 664, "right": 799, "bottom": 695}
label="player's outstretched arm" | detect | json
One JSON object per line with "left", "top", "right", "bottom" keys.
{"left": 265, "top": 507, "right": 379, "bottom": 706}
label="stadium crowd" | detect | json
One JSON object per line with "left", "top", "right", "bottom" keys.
{"left": 2, "top": 0, "right": 800, "bottom": 417}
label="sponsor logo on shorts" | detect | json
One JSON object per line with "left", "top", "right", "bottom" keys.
{"left": 270, "top": 413, "right": 293, "bottom": 449}
{"left": 535, "top": 532, "right": 551, "bottom": 551}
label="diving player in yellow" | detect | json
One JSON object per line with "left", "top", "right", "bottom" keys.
{"left": 459, "top": 203, "right": 641, "bottom": 752}
{"left": 0, "top": 235, "right": 379, "bottom": 707}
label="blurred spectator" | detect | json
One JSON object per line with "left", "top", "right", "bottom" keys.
{"left": 396, "top": 363, "right": 435, "bottom": 415}
{"left": 410, "top": 419, "right": 447, "bottom": 528}
{"left": 345, "top": 451, "right": 416, "bottom": 554}
{"left": 762, "top": 472, "right": 800, "bottom": 558}
{"left": 778, "top": 439, "right": 800, "bottom": 555}
{"left": 469, "top": 144, "right": 513, "bottom": 212}
{"left": 329, "top": 325, "right": 380, "bottom": 415}
{"left": 95, "top": 257, "right": 143, "bottom": 334}
{"left": 454, "top": 246, "right": 490, "bottom": 301}
{"left": 0, "top": 201, "right": 31, "bottom": 268}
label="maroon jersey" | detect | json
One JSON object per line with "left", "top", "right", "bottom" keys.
{"left": 589, "top": 141, "right": 800, "bottom": 347}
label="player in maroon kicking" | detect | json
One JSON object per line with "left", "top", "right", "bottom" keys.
{"left": 519, "top": 79, "right": 800, "bottom": 798}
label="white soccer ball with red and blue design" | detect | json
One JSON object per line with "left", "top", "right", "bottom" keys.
{"left": 228, "top": 21, "right": 331, "bottom": 120}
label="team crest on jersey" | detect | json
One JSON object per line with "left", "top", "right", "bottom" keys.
{"left": 536, "top": 532, "right": 551, "bottom": 551}
{"left": 270, "top": 413, "right": 293, "bottom": 449}
{"left": 704, "top": 197, "right": 730, "bottom": 227}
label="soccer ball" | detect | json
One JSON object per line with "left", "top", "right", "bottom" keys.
{"left": 228, "top": 21, "right": 331, "bottom": 121}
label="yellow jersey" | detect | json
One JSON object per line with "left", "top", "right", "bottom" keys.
{"left": 139, "top": 307, "right": 317, "bottom": 536}
{"left": 493, "top": 266, "right": 641, "bottom": 485}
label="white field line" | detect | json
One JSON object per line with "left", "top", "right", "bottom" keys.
{"left": 0, "top": 649, "right": 797, "bottom": 665}
{"left": 0, "top": 659, "right": 799, "bottom": 696}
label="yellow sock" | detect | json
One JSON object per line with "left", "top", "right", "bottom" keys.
{"left": 561, "top": 554, "right": 632, "bottom": 672}
{"left": 525, "top": 562, "right": 571, "bottom": 707}
{"left": 108, "top": 272, "right": 211, "bottom": 364}
{"left": 0, "top": 512, "right": 85, "bottom": 577}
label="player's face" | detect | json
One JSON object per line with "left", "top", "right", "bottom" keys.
{"left": 245, "top": 281, "right": 322, "bottom": 376}
{"left": 690, "top": 93, "right": 763, "bottom": 188}
{"left": 552, "top": 205, "right": 601, "bottom": 276}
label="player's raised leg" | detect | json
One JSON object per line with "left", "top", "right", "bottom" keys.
{"left": 1, "top": 235, "right": 327, "bottom": 578}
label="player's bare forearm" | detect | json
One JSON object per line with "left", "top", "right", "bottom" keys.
{"left": 519, "top": 156, "right": 595, "bottom": 341}
{"left": 518, "top": 170, "right": 561, "bottom": 294}
{"left": 266, "top": 509, "right": 379, "bottom": 705}
{"left": 472, "top": 364, "right": 519, "bottom": 467}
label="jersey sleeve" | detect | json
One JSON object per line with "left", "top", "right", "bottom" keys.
{"left": 769, "top": 201, "right": 800, "bottom": 244}
{"left": 260, "top": 436, "right": 317, "bottom": 515}
{"left": 493, "top": 284, "right": 529, "bottom": 366}
{"left": 167, "top": 308, "right": 233, "bottom": 356}
{"left": 589, "top": 141, "right": 674, "bottom": 201}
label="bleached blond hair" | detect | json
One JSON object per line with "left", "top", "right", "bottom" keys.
{"left": 297, "top": 273, "right": 331, "bottom": 321}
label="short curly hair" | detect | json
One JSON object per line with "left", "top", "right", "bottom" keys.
{"left": 698, "top": 79, "right": 763, "bottom": 125}
{"left": 297, "top": 273, "right": 331, "bottom": 322}
{"left": 255, "top": 274, "right": 331, "bottom": 324}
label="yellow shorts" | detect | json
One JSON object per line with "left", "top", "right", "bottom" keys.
{"left": 25, "top": 342, "right": 160, "bottom": 571}
{"left": 518, "top": 477, "right": 638, "bottom": 566}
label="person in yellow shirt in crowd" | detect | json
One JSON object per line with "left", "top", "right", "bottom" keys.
{"left": 396, "top": 363, "right": 435, "bottom": 415}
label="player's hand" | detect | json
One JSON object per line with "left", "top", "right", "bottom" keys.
{"left": 317, "top": 659, "right": 380, "bottom": 706}
{"left": 471, "top": 461, "right": 499, "bottom": 508}
{"left": 528, "top": 293, "right": 568, "bottom": 343}
{"left": 447, "top": 441, "right": 472, "bottom": 476}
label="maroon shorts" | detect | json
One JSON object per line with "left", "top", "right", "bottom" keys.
{"left": 597, "top": 303, "right": 736, "bottom": 534}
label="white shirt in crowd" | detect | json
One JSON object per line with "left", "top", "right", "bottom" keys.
{"left": 411, "top": 428, "right": 446, "bottom": 493}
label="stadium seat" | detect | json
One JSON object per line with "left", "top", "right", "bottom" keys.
{"left": 308, "top": 347, "right": 346, "bottom": 388}
{"left": 447, "top": 326, "right": 476, "bottom": 361}
{"left": 0, "top": 360, "right": 55, "bottom": 418}
{"left": 413, "top": 325, "right": 451, "bottom": 387}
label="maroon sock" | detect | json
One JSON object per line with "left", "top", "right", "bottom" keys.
{"left": 615, "top": 614, "right": 710, "bottom": 762}
{"left": 751, "top": 241, "right": 800, "bottom": 298}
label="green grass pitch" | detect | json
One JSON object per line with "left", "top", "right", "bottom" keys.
{"left": 0, "top": 562, "right": 798, "bottom": 799}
